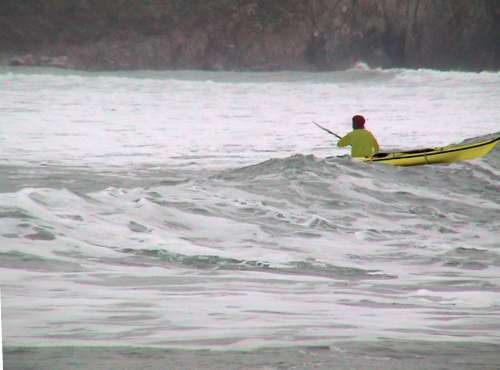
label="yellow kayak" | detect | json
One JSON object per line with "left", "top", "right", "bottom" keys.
{"left": 365, "top": 137, "right": 499, "bottom": 166}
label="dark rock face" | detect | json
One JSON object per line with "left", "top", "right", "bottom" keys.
{"left": 1, "top": 0, "right": 498, "bottom": 71}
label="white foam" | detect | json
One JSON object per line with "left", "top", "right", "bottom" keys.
{"left": 1, "top": 67, "right": 500, "bottom": 349}
{"left": 1, "top": 68, "right": 499, "bottom": 169}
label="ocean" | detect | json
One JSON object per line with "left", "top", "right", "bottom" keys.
{"left": 1, "top": 64, "right": 499, "bottom": 369}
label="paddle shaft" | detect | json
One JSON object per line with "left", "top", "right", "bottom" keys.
{"left": 313, "top": 121, "right": 342, "bottom": 139}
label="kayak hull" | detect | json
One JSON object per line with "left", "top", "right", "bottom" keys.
{"left": 365, "top": 137, "right": 499, "bottom": 166}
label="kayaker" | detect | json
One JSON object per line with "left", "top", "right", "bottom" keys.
{"left": 337, "top": 115, "right": 380, "bottom": 157}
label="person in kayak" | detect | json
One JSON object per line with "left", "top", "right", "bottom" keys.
{"left": 337, "top": 115, "right": 380, "bottom": 157}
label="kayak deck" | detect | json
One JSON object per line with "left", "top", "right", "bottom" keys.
{"left": 365, "top": 137, "right": 499, "bottom": 166}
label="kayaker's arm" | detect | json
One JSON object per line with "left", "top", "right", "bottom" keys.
{"left": 337, "top": 133, "right": 350, "bottom": 147}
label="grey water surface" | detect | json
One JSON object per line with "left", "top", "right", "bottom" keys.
{"left": 1, "top": 67, "right": 500, "bottom": 369}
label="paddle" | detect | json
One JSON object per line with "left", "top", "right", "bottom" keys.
{"left": 313, "top": 121, "right": 342, "bottom": 139}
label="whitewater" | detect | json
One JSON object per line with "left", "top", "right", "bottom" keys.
{"left": 1, "top": 65, "right": 500, "bottom": 369}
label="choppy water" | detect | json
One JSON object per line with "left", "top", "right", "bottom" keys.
{"left": 1, "top": 65, "right": 500, "bottom": 368}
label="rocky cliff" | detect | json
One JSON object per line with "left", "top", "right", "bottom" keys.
{"left": 1, "top": 0, "right": 499, "bottom": 71}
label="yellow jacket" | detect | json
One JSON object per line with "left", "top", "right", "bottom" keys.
{"left": 337, "top": 129, "right": 380, "bottom": 157}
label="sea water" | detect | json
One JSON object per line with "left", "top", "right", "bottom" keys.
{"left": 1, "top": 65, "right": 499, "bottom": 369}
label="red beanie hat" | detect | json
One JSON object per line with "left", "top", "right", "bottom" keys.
{"left": 352, "top": 115, "right": 365, "bottom": 129}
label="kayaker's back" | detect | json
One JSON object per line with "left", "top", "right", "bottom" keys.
{"left": 338, "top": 129, "right": 379, "bottom": 157}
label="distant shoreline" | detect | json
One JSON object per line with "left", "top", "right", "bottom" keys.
{"left": 1, "top": 60, "right": 499, "bottom": 74}
{"left": 1, "top": 1, "right": 498, "bottom": 72}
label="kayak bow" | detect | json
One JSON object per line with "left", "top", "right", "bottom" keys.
{"left": 365, "top": 137, "right": 499, "bottom": 166}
